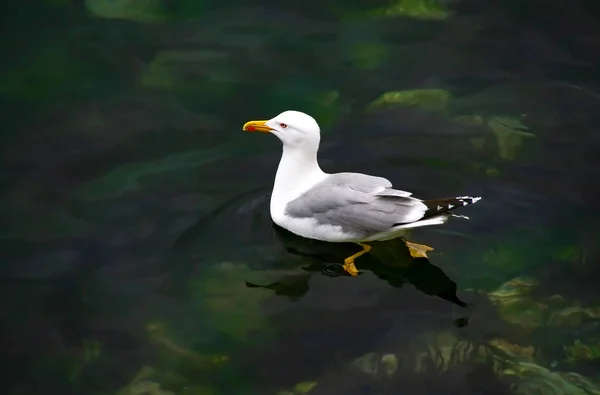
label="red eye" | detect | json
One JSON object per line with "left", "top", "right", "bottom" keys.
{"left": 280, "top": 123, "right": 288, "bottom": 129}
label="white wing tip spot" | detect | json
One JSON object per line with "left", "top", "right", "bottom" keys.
{"left": 456, "top": 196, "right": 482, "bottom": 204}
{"left": 452, "top": 214, "right": 470, "bottom": 220}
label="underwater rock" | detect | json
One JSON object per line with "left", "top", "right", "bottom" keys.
{"left": 293, "top": 381, "right": 318, "bottom": 394}
{"left": 351, "top": 352, "right": 380, "bottom": 376}
{"left": 564, "top": 339, "right": 600, "bottom": 364}
{"left": 126, "top": 381, "right": 174, "bottom": 395}
{"left": 487, "top": 116, "right": 535, "bottom": 161}
{"left": 179, "top": 386, "right": 217, "bottom": 395}
{"left": 85, "top": 0, "right": 165, "bottom": 22}
{"left": 350, "top": 352, "right": 399, "bottom": 378}
{"left": 547, "top": 307, "right": 591, "bottom": 327}
{"left": 488, "top": 276, "right": 539, "bottom": 302}
{"left": 352, "top": 332, "right": 481, "bottom": 376}
{"left": 585, "top": 307, "right": 600, "bottom": 319}
{"left": 543, "top": 294, "right": 566, "bottom": 306}
{"left": 145, "top": 322, "right": 229, "bottom": 369}
{"left": 369, "top": 89, "right": 452, "bottom": 111}
{"left": 114, "top": 366, "right": 174, "bottom": 395}
{"left": 497, "top": 299, "right": 549, "bottom": 331}
{"left": 502, "top": 361, "right": 600, "bottom": 395}
{"left": 380, "top": 354, "right": 399, "bottom": 377}
{"left": 488, "top": 276, "right": 547, "bottom": 331}
{"left": 191, "top": 261, "right": 272, "bottom": 342}
{"left": 275, "top": 381, "right": 318, "bottom": 395}
{"left": 372, "top": 0, "right": 452, "bottom": 19}
{"left": 489, "top": 277, "right": 600, "bottom": 335}
{"left": 416, "top": 331, "right": 477, "bottom": 372}
{"left": 488, "top": 338, "right": 535, "bottom": 361}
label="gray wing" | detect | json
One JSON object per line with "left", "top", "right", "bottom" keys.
{"left": 285, "top": 172, "right": 427, "bottom": 238}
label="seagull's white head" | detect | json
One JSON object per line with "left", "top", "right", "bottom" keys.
{"left": 243, "top": 110, "right": 321, "bottom": 150}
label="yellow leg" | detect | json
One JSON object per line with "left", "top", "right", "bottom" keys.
{"left": 343, "top": 243, "right": 371, "bottom": 276}
{"left": 404, "top": 240, "right": 434, "bottom": 258}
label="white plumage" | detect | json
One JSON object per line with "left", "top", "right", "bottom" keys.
{"left": 243, "top": 110, "right": 481, "bottom": 275}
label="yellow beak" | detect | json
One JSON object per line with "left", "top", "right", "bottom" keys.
{"left": 242, "top": 120, "right": 272, "bottom": 133}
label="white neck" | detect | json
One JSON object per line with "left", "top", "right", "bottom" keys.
{"left": 269, "top": 144, "right": 326, "bottom": 218}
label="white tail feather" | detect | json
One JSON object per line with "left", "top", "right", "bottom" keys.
{"left": 392, "top": 215, "right": 449, "bottom": 230}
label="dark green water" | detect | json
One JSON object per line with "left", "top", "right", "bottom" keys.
{"left": 3, "top": 1, "right": 600, "bottom": 394}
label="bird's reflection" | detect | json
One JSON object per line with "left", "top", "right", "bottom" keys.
{"left": 246, "top": 224, "right": 470, "bottom": 326}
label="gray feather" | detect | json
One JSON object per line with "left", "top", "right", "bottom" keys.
{"left": 373, "top": 188, "right": 413, "bottom": 198}
{"left": 284, "top": 172, "right": 426, "bottom": 238}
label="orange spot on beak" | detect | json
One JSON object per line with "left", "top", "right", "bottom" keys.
{"left": 242, "top": 120, "right": 272, "bottom": 133}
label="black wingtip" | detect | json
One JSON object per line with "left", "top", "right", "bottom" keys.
{"left": 421, "top": 195, "right": 481, "bottom": 218}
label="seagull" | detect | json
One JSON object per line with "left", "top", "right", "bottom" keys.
{"left": 243, "top": 110, "right": 481, "bottom": 276}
